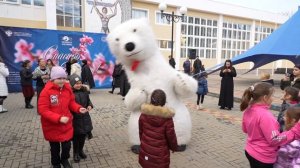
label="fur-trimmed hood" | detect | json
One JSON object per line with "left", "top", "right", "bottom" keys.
{"left": 141, "top": 104, "right": 174, "bottom": 118}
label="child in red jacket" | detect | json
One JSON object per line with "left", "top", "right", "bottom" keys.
{"left": 139, "top": 89, "right": 178, "bottom": 168}
{"left": 38, "top": 66, "right": 87, "bottom": 168}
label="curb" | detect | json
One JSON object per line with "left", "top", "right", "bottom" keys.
{"left": 207, "top": 92, "right": 281, "bottom": 112}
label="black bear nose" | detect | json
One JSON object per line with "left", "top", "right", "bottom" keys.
{"left": 125, "top": 42, "right": 135, "bottom": 52}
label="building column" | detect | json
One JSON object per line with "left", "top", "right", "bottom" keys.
{"left": 45, "top": 0, "right": 57, "bottom": 30}
{"left": 174, "top": 8, "right": 182, "bottom": 70}
{"left": 216, "top": 15, "right": 223, "bottom": 64}
{"left": 249, "top": 20, "right": 256, "bottom": 69}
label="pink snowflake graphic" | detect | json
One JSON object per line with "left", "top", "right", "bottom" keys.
{"left": 69, "top": 34, "right": 94, "bottom": 64}
{"left": 14, "top": 39, "right": 35, "bottom": 63}
{"left": 91, "top": 53, "right": 114, "bottom": 85}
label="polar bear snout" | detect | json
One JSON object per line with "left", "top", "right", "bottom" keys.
{"left": 125, "top": 42, "right": 135, "bottom": 52}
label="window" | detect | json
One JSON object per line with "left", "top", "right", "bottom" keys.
{"left": 34, "top": 0, "right": 44, "bottom": 6}
{"left": 222, "top": 21, "right": 251, "bottom": 58}
{"left": 188, "top": 37, "right": 193, "bottom": 47}
{"left": 195, "top": 26, "right": 200, "bottom": 36}
{"left": 188, "top": 25, "right": 193, "bottom": 35}
{"left": 21, "top": 0, "right": 44, "bottom": 6}
{"left": 181, "top": 25, "right": 187, "bottom": 35}
{"left": 132, "top": 8, "right": 148, "bottom": 19}
{"left": 180, "top": 48, "right": 186, "bottom": 58}
{"left": 181, "top": 16, "right": 218, "bottom": 59}
{"left": 158, "top": 40, "right": 173, "bottom": 49}
{"left": 22, "top": 0, "right": 31, "bottom": 5}
{"left": 188, "top": 17, "right": 193, "bottom": 24}
{"left": 56, "top": 0, "right": 82, "bottom": 28}
{"left": 2, "top": 0, "right": 18, "bottom": 3}
{"left": 195, "top": 38, "right": 200, "bottom": 47}
{"left": 156, "top": 12, "right": 170, "bottom": 25}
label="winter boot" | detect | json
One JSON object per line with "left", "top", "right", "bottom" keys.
{"left": 73, "top": 153, "right": 80, "bottom": 163}
{"left": 61, "top": 160, "right": 72, "bottom": 168}
{"left": 0, "top": 105, "right": 7, "bottom": 113}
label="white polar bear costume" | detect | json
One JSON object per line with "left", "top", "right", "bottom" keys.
{"left": 107, "top": 18, "right": 197, "bottom": 149}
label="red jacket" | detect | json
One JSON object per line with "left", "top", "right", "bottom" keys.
{"left": 38, "top": 82, "right": 81, "bottom": 142}
{"left": 139, "top": 104, "right": 178, "bottom": 168}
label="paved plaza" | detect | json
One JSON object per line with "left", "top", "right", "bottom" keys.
{"left": 0, "top": 73, "right": 285, "bottom": 168}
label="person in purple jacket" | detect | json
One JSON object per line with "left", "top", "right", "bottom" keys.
{"left": 241, "top": 82, "right": 300, "bottom": 168}
{"left": 274, "top": 107, "right": 300, "bottom": 168}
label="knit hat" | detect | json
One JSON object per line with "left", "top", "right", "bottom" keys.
{"left": 69, "top": 74, "right": 82, "bottom": 87}
{"left": 50, "top": 66, "right": 67, "bottom": 80}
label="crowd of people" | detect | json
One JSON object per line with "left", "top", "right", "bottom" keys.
{"left": 0, "top": 56, "right": 97, "bottom": 167}
{"left": 2, "top": 54, "right": 300, "bottom": 168}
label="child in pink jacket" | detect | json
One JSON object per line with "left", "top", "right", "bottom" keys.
{"left": 274, "top": 107, "right": 300, "bottom": 168}
{"left": 241, "top": 82, "right": 300, "bottom": 168}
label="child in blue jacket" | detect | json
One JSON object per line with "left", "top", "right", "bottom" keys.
{"left": 196, "top": 72, "right": 208, "bottom": 110}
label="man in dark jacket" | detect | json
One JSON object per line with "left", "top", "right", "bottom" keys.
{"left": 193, "top": 56, "right": 203, "bottom": 77}
{"left": 168, "top": 55, "right": 176, "bottom": 69}
{"left": 183, "top": 58, "right": 191, "bottom": 75}
{"left": 81, "top": 60, "right": 95, "bottom": 89}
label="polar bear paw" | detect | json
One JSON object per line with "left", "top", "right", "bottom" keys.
{"left": 124, "top": 88, "right": 148, "bottom": 111}
{"left": 174, "top": 73, "right": 198, "bottom": 97}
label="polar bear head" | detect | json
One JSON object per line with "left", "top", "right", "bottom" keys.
{"left": 107, "top": 19, "right": 158, "bottom": 65}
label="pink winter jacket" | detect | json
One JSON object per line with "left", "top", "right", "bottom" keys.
{"left": 242, "top": 103, "right": 300, "bottom": 164}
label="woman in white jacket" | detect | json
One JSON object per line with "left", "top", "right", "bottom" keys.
{"left": 0, "top": 57, "right": 9, "bottom": 113}
{"left": 70, "top": 58, "right": 82, "bottom": 77}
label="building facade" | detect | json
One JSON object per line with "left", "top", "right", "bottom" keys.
{"left": 0, "top": 0, "right": 294, "bottom": 71}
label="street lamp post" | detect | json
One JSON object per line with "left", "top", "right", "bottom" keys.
{"left": 158, "top": 3, "right": 187, "bottom": 59}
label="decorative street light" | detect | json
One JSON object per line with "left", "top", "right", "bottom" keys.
{"left": 158, "top": 3, "right": 187, "bottom": 59}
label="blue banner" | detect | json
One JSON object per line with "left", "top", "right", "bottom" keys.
{"left": 0, "top": 26, "right": 115, "bottom": 92}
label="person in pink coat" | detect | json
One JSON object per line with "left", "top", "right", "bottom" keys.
{"left": 241, "top": 82, "right": 300, "bottom": 168}
{"left": 38, "top": 66, "right": 88, "bottom": 168}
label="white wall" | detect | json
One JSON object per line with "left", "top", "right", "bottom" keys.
{"left": 144, "top": 0, "right": 288, "bottom": 24}
{"left": 0, "top": 2, "right": 46, "bottom": 21}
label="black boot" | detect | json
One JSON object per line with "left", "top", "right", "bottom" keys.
{"left": 28, "top": 96, "right": 34, "bottom": 108}
{"left": 73, "top": 153, "right": 80, "bottom": 163}
{"left": 78, "top": 137, "right": 87, "bottom": 159}
{"left": 52, "top": 165, "right": 61, "bottom": 168}
{"left": 79, "top": 151, "right": 87, "bottom": 159}
{"left": 73, "top": 138, "right": 80, "bottom": 163}
{"left": 61, "top": 160, "right": 72, "bottom": 168}
{"left": 87, "top": 132, "right": 93, "bottom": 140}
{"left": 25, "top": 97, "right": 34, "bottom": 109}
{"left": 176, "top": 144, "right": 187, "bottom": 152}
{"left": 131, "top": 145, "right": 140, "bottom": 154}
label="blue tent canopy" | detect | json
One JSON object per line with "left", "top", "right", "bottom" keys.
{"left": 208, "top": 8, "right": 300, "bottom": 74}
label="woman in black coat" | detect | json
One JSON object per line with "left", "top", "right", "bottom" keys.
{"left": 218, "top": 60, "right": 237, "bottom": 110}
{"left": 69, "top": 74, "right": 93, "bottom": 163}
{"left": 81, "top": 60, "right": 95, "bottom": 89}
{"left": 109, "top": 63, "right": 122, "bottom": 94}
{"left": 20, "top": 60, "right": 34, "bottom": 109}
{"left": 280, "top": 64, "right": 300, "bottom": 90}
{"left": 120, "top": 69, "right": 130, "bottom": 99}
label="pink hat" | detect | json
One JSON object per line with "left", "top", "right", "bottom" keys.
{"left": 50, "top": 66, "right": 67, "bottom": 80}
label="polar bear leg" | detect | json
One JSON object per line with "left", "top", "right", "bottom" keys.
{"left": 128, "top": 112, "right": 141, "bottom": 145}
{"left": 173, "top": 105, "right": 192, "bottom": 146}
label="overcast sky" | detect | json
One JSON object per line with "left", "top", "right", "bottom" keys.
{"left": 212, "top": 0, "right": 300, "bottom": 15}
